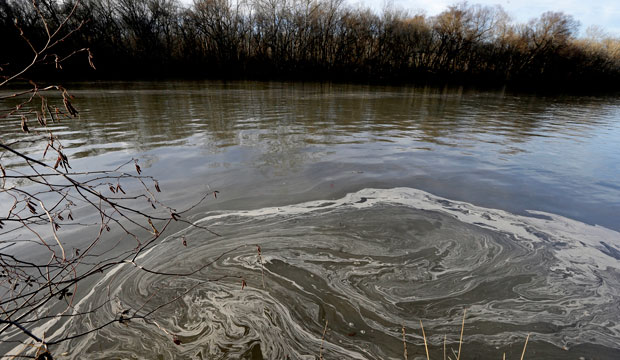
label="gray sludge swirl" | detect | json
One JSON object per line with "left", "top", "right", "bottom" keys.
{"left": 44, "top": 188, "right": 620, "bottom": 359}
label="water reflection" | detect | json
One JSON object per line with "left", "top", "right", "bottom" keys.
{"left": 1, "top": 81, "right": 619, "bottom": 231}
{"left": 3, "top": 82, "right": 616, "bottom": 159}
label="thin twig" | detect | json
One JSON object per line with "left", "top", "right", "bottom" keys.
{"left": 39, "top": 200, "right": 66, "bottom": 261}
{"left": 257, "top": 245, "right": 265, "bottom": 289}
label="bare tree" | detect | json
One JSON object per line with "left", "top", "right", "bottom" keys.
{"left": 0, "top": 1, "right": 219, "bottom": 358}
{"left": 190, "top": 0, "right": 250, "bottom": 67}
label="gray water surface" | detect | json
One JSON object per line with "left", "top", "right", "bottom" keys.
{"left": 2, "top": 81, "right": 620, "bottom": 359}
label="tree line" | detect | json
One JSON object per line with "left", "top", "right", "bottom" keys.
{"left": 2, "top": 0, "right": 620, "bottom": 90}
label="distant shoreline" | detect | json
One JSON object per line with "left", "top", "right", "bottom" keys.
{"left": 2, "top": 1, "right": 619, "bottom": 93}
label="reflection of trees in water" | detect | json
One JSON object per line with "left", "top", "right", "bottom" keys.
{"left": 246, "top": 128, "right": 326, "bottom": 176}
{"left": 5, "top": 81, "right": 615, "bottom": 169}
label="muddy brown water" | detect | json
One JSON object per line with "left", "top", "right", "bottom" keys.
{"left": 2, "top": 81, "right": 620, "bottom": 359}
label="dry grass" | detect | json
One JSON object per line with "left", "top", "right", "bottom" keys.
{"left": 319, "top": 319, "right": 328, "bottom": 360}
{"left": 401, "top": 310, "right": 530, "bottom": 360}
{"left": 402, "top": 324, "right": 409, "bottom": 360}
{"left": 319, "top": 309, "right": 530, "bottom": 359}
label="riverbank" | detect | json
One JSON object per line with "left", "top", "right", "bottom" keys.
{"left": 2, "top": 1, "right": 620, "bottom": 93}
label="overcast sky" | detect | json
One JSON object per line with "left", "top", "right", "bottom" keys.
{"left": 180, "top": 0, "right": 620, "bottom": 36}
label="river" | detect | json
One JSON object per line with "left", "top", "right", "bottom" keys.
{"left": 2, "top": 81, "right": 620, "bottom": 359}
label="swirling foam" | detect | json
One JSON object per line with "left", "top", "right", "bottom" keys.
{"left": 19, "top": 188, "right": 620, "bottom": 359}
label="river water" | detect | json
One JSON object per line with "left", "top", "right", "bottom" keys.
{"left": 2, "top": 81, "right": 620, "bottom": 359}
